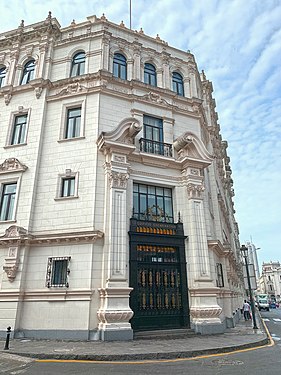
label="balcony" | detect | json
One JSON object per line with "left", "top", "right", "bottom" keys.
{"left": 139, "top": 138, "right": 173, "bottom": 157}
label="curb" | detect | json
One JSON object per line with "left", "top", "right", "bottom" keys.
{"left": 2, "top": 337, "right": 269, "bottom": 361}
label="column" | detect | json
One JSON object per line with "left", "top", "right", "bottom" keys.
{"left": 184, "top": 167, "right": 223, "bottom": 334}
{"left": 97, "top": 156, "right": 134, "bottom": 341}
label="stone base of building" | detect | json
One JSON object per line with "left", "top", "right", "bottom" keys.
{"left": 191, "top": 319, "right": 225, "bottom": 334}
{"left": 12, "top": 329, "right": 90, "bottom": 340}
{"left": 99, "top": 327, "right": 133, "bottom": 341}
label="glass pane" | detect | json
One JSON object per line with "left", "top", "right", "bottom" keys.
{"left": 139, "top": 194, "right": 147, "bottom": 215}
{"left": 164, "top": 197, "right": 173, "bottom": 217}
{"left": 62, "top": 180, "right": 69, "bottom": 196}
{"left": 5, "top": 184, "right": 17, "bottom": 194}
{"left": 156, "top": 187, "right": 164, "bottom": 196}
{"left": 113, "top": 63, "right": 118, "bottom": 77}
{"left": 133, "top": 192, "right": 139, "bottom": 216}
{"left": 74, "top": 117, "right": 81, "bottom": 137}
{"left": 139, "top": 184, "right": 147, "bottom": 194}
{"left": 69, "top": 178, "right": 75, "bottom": 196}
{"left": 8, "top": 195, "right": 15, "bottom": 220}
{"left": 71, "top": 64, "right": 78, "bottom": 77}
{"left": 164, "top": 188, "right": 172, "bottom": 197}
{"left": 0, "top": 197, "right": 9, "bottom": 220}
{"left": 147, "top": 186, "right": 155, "bottom": 195}
{"left": 66, "top": 118, "right": 74, "bottom": 138}
{"left": 80, "top": 62, "right": 85, "bottom": 75}
{"left": 69, "top": 108, "right": 81, "bottom": 117}
{"left": 145, "top": 126, "right": 152, "bottom": 140}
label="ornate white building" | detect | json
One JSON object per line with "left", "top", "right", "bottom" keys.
{"left": 0, "top": 13, "right": 244, "bottom": 341}
{"left": 260, "top": 262, "right": 281, "bottom": 302}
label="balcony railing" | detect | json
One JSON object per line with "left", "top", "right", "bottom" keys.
{"left": 139, "top": 138, "right": 173, "bottom": 157}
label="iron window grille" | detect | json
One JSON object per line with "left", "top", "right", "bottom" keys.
{"left": 65, "top": 107, "right": 81, "bottom": 139}
{"left": 113, "top": 53, "right": 127, "bottom": 79}
{"left": 70, "top": 52, "right": 85, "bottom": 77}
{"left": 20, "top": 60, "right": 35, "bottom": 85}
{"left": 0, "top": 183, "right": 17, "bottom": 221}
{"left": 133, "top": 183, "right": 174, "bottom": 223}
{"left": 216, "top": 263, "right": 224, "bottom": 287}
{"left": 46, "top": 256, "right": 71, "bottom": 288}
{"left": 172, "top": 72, "right": 184, "bottom": 96}
{"left": 0, "top": 66, "right": 6, "bottom": 87}
{"left": 144, "top": 63, "right": 157, "bottom": 86}
{"left": 11, "top": 114, "right": 27, "bottom": 145}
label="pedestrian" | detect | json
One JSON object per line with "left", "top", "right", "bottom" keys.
{"left": 243, "top": 300, "right": 251, "bottom": 320}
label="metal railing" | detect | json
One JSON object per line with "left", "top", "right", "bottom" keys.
{"left": 139, "top": 138, "right": 173, "bottom": 157}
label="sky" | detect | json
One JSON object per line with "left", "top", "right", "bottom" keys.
{"left": 1, "top": 0, "right": 280, "bottom": 268}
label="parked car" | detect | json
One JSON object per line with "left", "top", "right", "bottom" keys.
{"left": 258, "top": 299, "right": 270, "bottom": 311}
{"left": 270, "top": 301, "right": 276, "bottom": 309}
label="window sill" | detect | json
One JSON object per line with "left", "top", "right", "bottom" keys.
{"left": 54, "top": 196, "right": 79, "bottom": 201}
{"left": 0, "top": 220, "right": 16, "bottom": 224}
{"left": 4, "top": 143, "right": 27, "bottom": 149}
{"left": 57, "top": 136, "right": 85, "bottom": 143}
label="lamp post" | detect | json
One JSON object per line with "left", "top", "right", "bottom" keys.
{"left": 241, "top": 244, "right": 258, "bottom": 329}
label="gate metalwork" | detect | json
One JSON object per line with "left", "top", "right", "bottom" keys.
{"left": 129, "top": 219, "right": 190, "bottom": 331}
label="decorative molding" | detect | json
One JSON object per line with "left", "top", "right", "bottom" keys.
{"left": 3, "top": 246, "right": 20, "bottom": 282}
{"left": 187, "top": 183, "right": 205, "bottom": 198}
{"left": 55, "top": 82, "right": 88, "bottom": 97}
{"left": 190, "top": 306, "right": 222, "bottom": 319}
{"left": 0, "top": 226, "right": 104, "bottom": 247}
{"left": 140, "top": 91, "right": 171, "bottom": 106}
{"left": 109, "top": 171, "right": 129, "bottom": 189}
{"left": 0, "top": 158, "right": 28, "bottom": 174}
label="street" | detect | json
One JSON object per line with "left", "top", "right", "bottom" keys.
{"left": 1, "top": 308, "right": 281, "bottom": 374}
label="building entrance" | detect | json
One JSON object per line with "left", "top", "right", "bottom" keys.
{"left": 129, "top": 219, "right": 190, "bottom": 331}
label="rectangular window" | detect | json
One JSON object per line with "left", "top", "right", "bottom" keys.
{"left": 11, "top": 114, "right": 27, "bottom": 145}
{"left": 140, "top": 115, "right": 165, "bottom": 155}
{"left": 65, "top": 107, "right": 81, "bottom": 139}
{"left": 61, "top": 177, "right": 75, "bottom": 197}
{"left": 216, "top": 263, "right": 224, "bottom": 287}
{"left": 0, "top": 183, "right": 17, "bottom": 221}
{"left": 133, "top": 183, "right": 173, "bottom": 223}
{"left": 46, "top": 257, "right": 71, "bottom": 288}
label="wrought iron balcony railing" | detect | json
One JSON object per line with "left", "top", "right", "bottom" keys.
{"left": 139, "top": 138, "right": 173, "bottom": 157}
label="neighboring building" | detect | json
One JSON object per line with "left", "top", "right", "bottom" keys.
{"left": 260, "top": 262, "right": 281, "bottom": 302}
{"left": 245, "top": 241, "right": 260, "bottom": 292}
{"left": 0, "top": 13, "right": 244, "bottom": 341}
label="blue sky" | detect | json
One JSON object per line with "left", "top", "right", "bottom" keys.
{"left": 1, "top": 0, "right": 280, "bottom": 268}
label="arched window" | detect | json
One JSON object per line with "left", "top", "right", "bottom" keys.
{"left": 172, "top": 72, "right": 184, "bottom": 96}
{"left": 144, "top": 63, "right": 157, "bottom": 86}
{"left": 20, "top": 60, "right": 35, "bottom": 85}
{"left": 70, "top": 52, "right": 85, "bottom": 77}
{"left": 0, "top": 66, "right": 6, "bottom": 88}
{"left": 113, "top": 53, "right": 127, "bottom": 80}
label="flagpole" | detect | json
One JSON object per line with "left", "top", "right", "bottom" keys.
{"left": 130, "top": 0, "right": 132, "bottom": 29}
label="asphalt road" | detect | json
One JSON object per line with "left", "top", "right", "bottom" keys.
{"left": 1, "top": 308, "right": 281, "bottom": 374}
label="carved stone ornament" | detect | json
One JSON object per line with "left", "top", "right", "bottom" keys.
{"left": 1, "top": 226, "right": 27, "bottom": 239}
{"left": 55, "top": 82, "right": 87, "bottom": 97}
{"left": 109, "top": 171, "right": 129, "bottom": 189}
{"left": 97, "top": 309, "right": 134, "bottom": 324}
{"left": 190, "top": 306, "right": 222, "bottom": 319}
{"left": 3, "top": 264, "right": 18, "bottom": 281}
{"left": 4, "top": 93, "right": 12, "bottom": 105}
{"left": 187, "top": 183, "right": 205, "bottom": 198}
{"left": 0, "top": 158, "right": 28, "bottom": 174}
{"left": 140, "top": 91, "right": 171, "bottom": 106}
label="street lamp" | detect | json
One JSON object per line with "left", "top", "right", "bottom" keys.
{"left": 241, "top": 244, "right": 258, "bottom": 329}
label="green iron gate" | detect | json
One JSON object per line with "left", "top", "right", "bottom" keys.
{"left": 129, "top": 219, "right": 190, "bottom": 331}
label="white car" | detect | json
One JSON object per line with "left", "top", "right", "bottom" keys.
{"left": 258, "top": 299, "right": 270, "bottom": 311}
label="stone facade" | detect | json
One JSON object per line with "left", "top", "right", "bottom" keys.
{"left": 260, "top": 262, "right": 281, "bottom": 302}
{"left": 0, "top": 13, "right": 244, "bottom": 340}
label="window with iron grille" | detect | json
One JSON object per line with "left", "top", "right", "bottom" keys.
{"left": 46, "top": 257, "right": 71, "bottom": 288}
{"left": 133, "top": 183, "right": 173, "bottom": 223}
{"left": 70, "top": 52, "right": 85, "bottom": 77}
{"left": 216, "top": 263, "right": 224, "bottom": 287}
{"left": 20, "top": 60, "right": 35, "bottom": 85}
{"left": 113, "top": 53, "right": 127, "bottom": 79}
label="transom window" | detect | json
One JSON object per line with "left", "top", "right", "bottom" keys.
{"left": 172, "top": 72, "right": 184, "bottom": 96}
{"left": 11, "top": 114, "right": 27, "bottom": 145}
{"left": 0, "top": 183, "right": 17, "bottom": 221}
{"left": 70, "top": 52, "right": 85, "bottom": 77}
{"left": 61, "top": 177, "right": 75, "bottom": 197}
{"left": 65, "top": 107, "right": 81, "bottom": 139}
{"left": 20, "top": 60, "right": 35, "bottom": 85}
{"left": 133, "top": 183, "right": 173, "bottom": 223}
{"left": 0, "top": 66, "right": 6, "bottom": 87}
{"left": 113, "top": 53, "right": 127, "bottom": 80}
{"left": 46, "top": 257, "right": 71, "bottom": 288}
{"left": 144, "top": 63, "right": 157, "bottom": 86}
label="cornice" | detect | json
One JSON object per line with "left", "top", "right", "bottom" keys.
{"left": 0, "top": 226, "right": 104, "bottom": 247}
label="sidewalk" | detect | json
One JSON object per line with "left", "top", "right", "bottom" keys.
{"left": 0, "top": 318, "right": 269, "bottom": 361}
